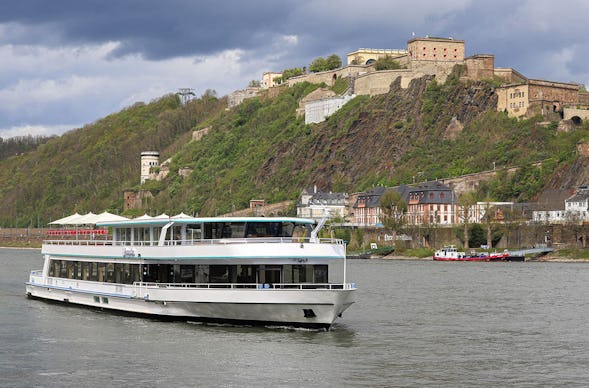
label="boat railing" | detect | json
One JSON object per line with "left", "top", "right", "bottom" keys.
{"left": 134, "top": 282, "right": 356, "bottom": 290}
{"left": 43, "top": 237, "right": 345, "bottom": 246}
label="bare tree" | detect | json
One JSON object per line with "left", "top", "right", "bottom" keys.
{"left": 457, "top": 192, "right": 477, "bottom": 249}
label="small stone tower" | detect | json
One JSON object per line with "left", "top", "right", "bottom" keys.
{"left": 140, "top": 151, "right": 159, "bottom": 184}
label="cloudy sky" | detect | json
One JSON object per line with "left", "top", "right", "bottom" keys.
{"left": 1, "top": 0, "right": 588, "bottom": 138}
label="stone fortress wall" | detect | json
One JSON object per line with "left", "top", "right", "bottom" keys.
{"left": 230, "top": 35, "right": 589, "bottom": 126}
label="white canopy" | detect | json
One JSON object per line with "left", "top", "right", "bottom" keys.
{"left": 69, "top": 212, "right": 97, "bottom": 225}
{"left": 49, "top": 212, "right": 82, "bottom": 225}
{"left": 93, "top": 211, "right": 130, "bottom": 223}
{"left": 49, "top": 211, "right": 128, "bottom": 225}
{"left": 134, "top": 214, "right": 155, "bottom": 220}
{"left": 172, "top": 212, "right": 191, "bottom": 219}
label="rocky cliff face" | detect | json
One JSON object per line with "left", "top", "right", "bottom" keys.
{"left": 544, "top": 156, "right": 589, "bottom": 190}
{"left": 268, "top": 74, "right": 499, "bottom": 190}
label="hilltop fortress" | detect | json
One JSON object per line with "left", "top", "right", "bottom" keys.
{"left": 230, "top": 36, "right": 589, "bottom": 124}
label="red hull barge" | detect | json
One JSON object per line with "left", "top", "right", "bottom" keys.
{"left": 433, "top": 245, "right": 513, "bottom": 262}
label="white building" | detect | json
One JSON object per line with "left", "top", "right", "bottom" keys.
{"left": 533, "top": 186, "right": 589, "bottom": 223}
{"left": 297, "top": 186, "right": 348, "bottom": 221}
{"left": 140, "top": 151, "right": 159, "bottom": 184}
{"left": 305, "top": 94, "right": 356, "bottom": 124}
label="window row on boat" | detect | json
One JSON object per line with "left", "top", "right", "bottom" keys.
{"left": 113, "top": 221, "right": 311, "bottom": 243}
{"left": 48, "top": 259, "right": 329, "bottom": 285}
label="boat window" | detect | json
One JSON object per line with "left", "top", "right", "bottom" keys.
{"left": 194, "top": 265, "right": 208, "bottom": 283}
{"left": 97, "top": 263, "right": 106, "bottom": 282}
{"left": 74, "top": 262, "right": 82, "bottom": 280}
{"left": 281, "top": 222, "right": 295, "bottom": 237}
{"left": 106, "top": 263, "right": 115, "bottom": 283}
{"left": 143, "top": 265, "right": 156, "bottom": 282}
{"left": 122, "top": 264, "right": 131, "bottom": 283}
{"left": 289, "top": 265, "right": 311, "bottom": 283}
{"left": 292, "top": 224, "right": 309, "bottom": 240}
{"left": 131, "top": 265, "right": 142, "bottom": 283}
{"left": 245, "top": 222, "right": 282, "bottom": 237}
{"left": 114, "top": 263, "right": 123, "bottom": 283}
{"left": 49, "top": 260, "right": 58, "bottom": 277}
{"left": 81, "top": 262, "right": 90, "bottom": 280}
{"left": 187, "top": 224, "right": 202, "bottom": 241}
{"left": 210, "top": 265, "right": 230, "bottom": 283}
{"left": 257, "top": 265, "right": 282, "bottom": 284}
{"left": 177, "top": 265, "right": 195, "bottom": 283}
{"left": 203, "top": 223, "right": 223, "bottom": 239}
{"left": 236, "top": 265, "right": 256, "bottom": 283}
{"left": 171, "top": 226, "right": 183, "bottom": 243}
{"left": 89, "top": 263, "right": 97, "bottom": 281}
{"left": 117, "top": 228, "right": 131, "bottom": 244}
{"left": 313, "top": 265, "right": 328, "bottom": 283}
{"left": 60, "top": 261, "right": 68, "bottom": 278}
{"left": 229, "top": 223, "right": 246, "bottom": 238}
{"left": 135, "top": 228, "right": 150, "bottom": 245}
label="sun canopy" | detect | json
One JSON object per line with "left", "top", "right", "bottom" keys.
{"left": 49, "top": 213, "right": 83, "bottom": 225}
{"left": 172, "top": 212, "right": 191, "bottom": 219}
{"left": 49, "top": 211, "right": 129, "bottom": 225}
{"left": 134, "top": 214, "right": 155, "bottom": 220}
{"left": 93, "top": 211, "right": 130, "bottom": 223}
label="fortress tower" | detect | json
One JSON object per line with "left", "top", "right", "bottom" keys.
{"left": 140, "top": 151, "right": 160, "bottom": 184}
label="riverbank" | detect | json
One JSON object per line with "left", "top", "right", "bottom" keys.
{"left": 373, "top": 253, "right": 589, "bottom": 262}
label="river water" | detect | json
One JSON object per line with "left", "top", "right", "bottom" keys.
{"left": 1, "top": 248, "right": 588, "bottom": 387}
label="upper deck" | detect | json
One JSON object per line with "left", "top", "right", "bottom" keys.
{"left": 42, "top": 216, "right": 345, "bottom": 261}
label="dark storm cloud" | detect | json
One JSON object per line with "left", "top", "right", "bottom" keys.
{"left": 0, "top": 0, "right": 299, "bottom": 59}
{"left": 1, "top": 0, "right": 588, "bottom": 138}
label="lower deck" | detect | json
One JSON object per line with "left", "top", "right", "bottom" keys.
{"left": 47, "top": 259, "right": 331, "bottom": 287}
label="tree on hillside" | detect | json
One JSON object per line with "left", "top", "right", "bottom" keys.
{"left": 309, "top": 54, "right": 342, "bottom": 73}
{"left": 202, "top": 89, "right": 217, "bottom": 99}
{"left": 379, "top": 189, "right": 407, "bottom": 239}
{"left": 374, "top": 55, "right": 404, "bottom": 71}
{"left": 275, "top": 67, "right": 305, "bottom": 84}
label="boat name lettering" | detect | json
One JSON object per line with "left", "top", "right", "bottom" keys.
{"left": 123, "top": 247, "right": 137, "bottom": 257}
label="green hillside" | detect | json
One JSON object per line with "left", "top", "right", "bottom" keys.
{"left": 1, "top": 73, "right": 588, "bottom": 227}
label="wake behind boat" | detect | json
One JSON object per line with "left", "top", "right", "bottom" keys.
{"left": 25, "top": 214, "right": 356, "bottom": 330}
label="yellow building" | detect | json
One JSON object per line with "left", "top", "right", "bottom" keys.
{"left": 261, "top": 72, "right": 282, "bottom": 88}
{"left": 346, "top": 48, "right": 407, "bottom": 66}
{"left": 496, "top": 79, "right": 579, "bottom": 118}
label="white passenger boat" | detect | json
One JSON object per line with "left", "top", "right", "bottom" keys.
{"left": 26, "top": 215, "right": 356, "bottom": 330}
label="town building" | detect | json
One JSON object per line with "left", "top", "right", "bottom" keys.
{"left": 533, "top": 186, "right": 589, "bottom": 224}
{"left": 352, "top": 182, "right": 458, "bottom": 227}
{"left": 297, "top": 186, "right": 348, "bottom": 221}
{"left": 352, "top": 187, "right": 387, "bottom": 226}
{"left": 405, "top": 181, "right": 456, "bottom": 226}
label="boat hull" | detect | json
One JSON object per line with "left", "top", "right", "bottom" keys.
{"left": 433, "top": 254, "right": 520, "bottom": 262}
{"left": 25, "top": 280, "right": 355, "bottom": 330}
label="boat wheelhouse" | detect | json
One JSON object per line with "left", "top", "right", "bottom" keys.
{"left": 26, "top": 216, "right": 356, "bottom": 330}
